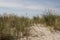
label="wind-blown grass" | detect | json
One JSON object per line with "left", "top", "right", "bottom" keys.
{"left": 42, "top": 12, "right": 60, "bottom": 31}
{"left": 0, "top": 11, "right": 60, "bottom": 40}
{"left": 0, "top": 14, "right": 32, "bottom": 40}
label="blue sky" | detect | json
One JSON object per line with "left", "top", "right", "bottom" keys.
{"left": 0, "top": 0, "right": 60, "bottom": 17}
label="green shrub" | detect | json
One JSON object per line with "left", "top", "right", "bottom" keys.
{"left": 42, "top": 11, "right": 60, "bottom": 31}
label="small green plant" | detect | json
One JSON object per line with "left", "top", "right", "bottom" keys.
{"left": 42, "top": 11, "right": 60, "bottom": 31}
{"left": 42, "top": 12, "right": 56, "bottom": 26}
{"left": 32, "top": 16, "right": 41, "bottom": 24}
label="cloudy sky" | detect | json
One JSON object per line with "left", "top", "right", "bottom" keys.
{"left": 0, "top": 0, "right": 60, "bottom": 17}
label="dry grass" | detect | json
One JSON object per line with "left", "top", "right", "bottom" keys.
{"left": 0, "top": 11, "right": 60, "bottom": 40}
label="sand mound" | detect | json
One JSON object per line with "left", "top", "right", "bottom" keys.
{"left": 29, "top": 24, "right": 60, "bottom": 40}
{"left": 21, "top": 24, "right": 60, "bottom": 40}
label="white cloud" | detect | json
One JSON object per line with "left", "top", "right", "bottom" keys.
{"left": 0, "top": 2, "right": 21, "bottom": 7}
{"left": 0, "top": 0, "right": 59, "bottom": 12}
{"left": 25, "top": 5, "right": 45, "bottom": 10}
{"left": 0, "top": 1, "right": 46, "bottom": 10}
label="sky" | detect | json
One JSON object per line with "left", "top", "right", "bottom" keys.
{"left": 0, "top": 0, "right": 60, "bottom": 17}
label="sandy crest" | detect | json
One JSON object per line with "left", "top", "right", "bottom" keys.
{"left": 29, "top": 24, "right": 60, "bottom": 40}
{"left": 20, "top": 24, "right": 60, "bottom": 40}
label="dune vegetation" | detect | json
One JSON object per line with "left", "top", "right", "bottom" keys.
{"left": 0, "top": 11, "right": 60, "bottom": 40}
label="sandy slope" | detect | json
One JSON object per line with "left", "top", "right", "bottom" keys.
{"left": 30, "top": 24, "right": 60, "bottom": 40}
{"left": 21, "top": 24, "right": 60, "bottom": 40}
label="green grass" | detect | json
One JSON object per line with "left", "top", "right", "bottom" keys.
{"left": 0, "top": 12, "right": 60, "bottom": 40}
{"left": 0, "top": 14, "right": 32, "bottom": 40}
{"left": 42, "top": 12, "right": 60, "bottom": 31}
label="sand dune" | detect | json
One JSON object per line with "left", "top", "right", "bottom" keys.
{"left": 21, "top": 24, "right": 60, "bottom": 40}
